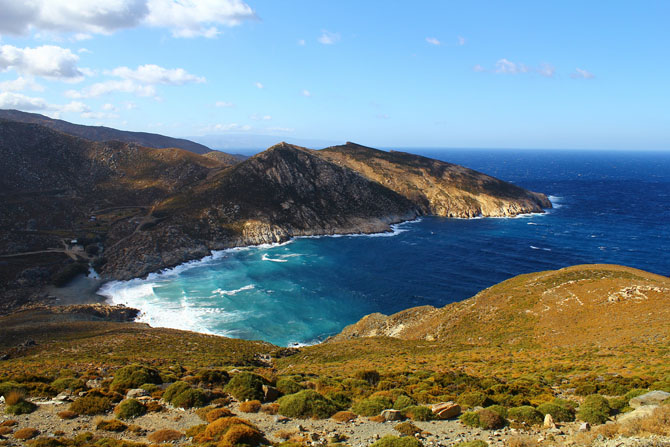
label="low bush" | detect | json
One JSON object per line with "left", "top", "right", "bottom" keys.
{"left": 508, "top": 406, "right": 544, "bottom": 426}
{"left": 455, "top": 441, "right": 488, "bottom": 447}
{"left": 261, "top": 403, "right": 279, "bottom": 415}
{"left": 355, "top": 370, "right": 381, "bottom": 386}
{"left": 331, "top": 411, "right": 357, "bottom": 422}
{"left": 96, "top": 419, "right": 128, "bottom": 432}
{"left": 194, "top": 417, "right": 264, "bottom": 447}
{"left": 0, "top": 427, "right": 13, "bottom": 436}
{"left": 394, "top": 421, "right": 421, "bottom": 436}
{"left": 147, "top": 429, "right": 184, "bottom": 443}
{"left": 352, "top": 396, "right": 393, "bottom": 417}
{"left": 115, "top": 399, "right": 147, "bottom": 420}
{"left": 239, "top": 400, "right": 262, "bottom": 413}
{"left": 0, "top": 382, "right": 24, "bottom": 398}
{"left": 477, "top": 409, "right": 506, "bottom": 429}
{"left": 485, "top": 405, "right": 508, "bottom": 418}
{"left": 393, "top": 395, "right": 416, "bottom": 410}
{"left": 457, "top": 392, "right": 491, "bottom": 409}
{"left": 14, "top": 428, "right": 40, "bottom": 440}
{"left": 577, "top": 395, "right": 611, "bottom": 425}
{"left": 278, "top": 390, "right": 338, "bottom": 419}
{"left": 370, "top": 435, "right": 422, "bottom": 447}
{"left": 163, "top": 381, "right": 207, "bottom": 408}
{"left": 537, "top": 402, "right": 575, "bottom": 422}
{"left": 202, "top": 407, "right": 234, "bottom": 422}
{"left": 185, "top": 424, "right": 207, "bottom": 438}
{"left": 5, "top": 392, "right": 37, "bottom": 415}
{"left": 326, "top": 392, "right": 352, "bottom": 411}
{"left": 224, "top": 373, "right": 266, "bottom": 402}
{"left": 140, "top": 383, "right": 159, "bottom": 393}
{"left": 277, "top": 378, "right": 303, "bottom": 395}
{"left": 110, "top": 365, "right": 161, "bottom": 391}
{"left": 197, "top": 370, "right": 229, "bottom": 387}
{"left": 402, "top": 405, "right": 434, "bottom": 421}
{"left": 51, "top": 378, "right": 85, "bottom": 393}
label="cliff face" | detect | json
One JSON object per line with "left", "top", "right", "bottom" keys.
{"left": 319, "top": 142, "right": 551, "bottom": 217}
{"left": 0, "top": 120, "right": 552, "bottom": 290}
{"left": 332, "top": 264, "right": 670, "bottom": 348}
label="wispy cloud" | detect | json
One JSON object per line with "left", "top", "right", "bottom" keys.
{"left": 0, "top": 76, "right": 44, "bottom": 92}
{"left": 495, "top": 58, "right": 529, "bottom": 74}
{"left": 457, "top": 36, "right": 466, "bottom": 46}
{"left": 472, "top": 64, "right": 486, "bottom": 73}
{"left": 110, "top": 64, "right": 205, "bottom": 84}
{"left": 297, "top": 39, "right": 306, "bottom": 46}
{"left": 250, "top": 114, "right": 271, "bottom": 121}
{"left": 318, "top": 30, "right": 340, "bottom": 45}
{"left": 215, "top": 101, "right": 234, "bottom": 107}
{"left": 301, "top": 89, "right": 311, "bottom": 97}
{"left": 537, "top": 63, "right": 556, "bottom": 78}
{"left": 254, "top": 81, "right": 264, "bottom": 89}
{"left": 425, "top": 37, "right": 440, "bottom": 46}
{"left": 571, "top": 68, "right": 595, "bottom": 79}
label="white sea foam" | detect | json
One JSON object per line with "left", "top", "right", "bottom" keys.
{"left": 262, "top": 254, "right": 288, "bottom": 262}
{"left": 548, "top": 195, "right": 564, "bottom": 209}
{"left": 530, "top": 245, "right": 552, "bottom": 251}
{"left": 213, "top": 284, "right": 255, "bottom": 296}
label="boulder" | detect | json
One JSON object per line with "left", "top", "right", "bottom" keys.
{"left": 616, "top": 405, "right": 658, "bottom": 424}
{"left": 431, "top": 402, "right": 461, "bottom": 420}
{"left": 543, "top": 413, "right": 556, "bottom": 429}
{"left": 578, "top": 422, "right": 590, "bottom": 432}
{"left": 381, "top": 409, "right": 404, "bottom": 421}
{"left": 126, "top": 388, "right": 149, "bottom": 399}
{"left": 263, "top": 385, "right": 281, "bottom": 402}
{"left": 629, "top": 390, "right": 670, "bottom": 408}
{"left": 86, "top": 379, "right": 102, "bottom": 389}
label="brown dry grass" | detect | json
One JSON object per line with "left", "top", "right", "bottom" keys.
{"left": 147, "top": 429, "right": 184, "bottom": 443}
{"left": 57, "top": 410, "right": 77, "bottom": 420}
{"left": 0, "top": 421, "right": 17, "bottom": 427}
{"left": 507, "top": 435, "right": 540, "bottom": 447}
{"left": 0, "top": 427, "right": 13, "bottom": 436}
{"left": 13, "top": 427, "right": 39, "bottom": 440}
{"left": 203, "top": 407, "right": 234, "bottom": 422}
{"left": 95, "top": 418, "right": 128, "bottom": 432}
{"left": 593, "top": 405, "right": 670, "bottom": 438}
{"left": 239, "top": 400, "right": 262, "bottom": 413}
{"left": 331, "top": 411, "right": 357, "bottom": 422}
{"left": 261, "top": 403, "right": 279, "bottom": 415}
{"left": 5, "top": 391, "right": 24, "bottom": 406}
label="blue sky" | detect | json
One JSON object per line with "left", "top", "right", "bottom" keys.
{"left": 0, "top": 1, "right": 668, "bottom": 150}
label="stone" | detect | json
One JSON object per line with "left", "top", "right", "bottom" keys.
{"left": 616, "top": 405, "right": 658, "bottom": 424}
{"left": 381, "top": 409, "right": 404, "bottom": 421}
{"left": 263, "top": 385, "right": 281, "bottom": 402}
{"left": 273, "top": 416, "right": 289, "bottom": 424}
{"left": 55, "top": 392, "right": 73, "bottom": 402}
{"left": 431, "top": 402, "right": 461, "bottom": 420}
{"left": 578, "top": 422, "right": 590, "bottom": 432}
{"left": 86, "top": 379, "right": 102, "bottom": 389}
{"left": 629, "top": 390, "right": 670, "bottom": 408}
{"left": 543, "top": 413, "right": 556, "bottom": 429}
{"left": 126, "top": 388, "right": 149, "bottom": 399}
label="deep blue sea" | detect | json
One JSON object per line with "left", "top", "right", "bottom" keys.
{"left": 99, "top": 149, "right": 670, "bottom": 346}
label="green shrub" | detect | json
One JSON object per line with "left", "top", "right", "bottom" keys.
{"left": 577, "top": 395, "right": 611, "bottom": 425}
{"left": 394, "top": 422, "right": 420, "bottom": 436}
{"left": 69, "top": 395, "right": 113, "bottom": 415}
{"left": 163, "top": 382, "right": 208, "bottom": 409}
{"left": 6, "top": 400, "right": 37, "bottom": 415}
{"left": 197, "top": 369, "right": 229, "bottom": 387}
{"left": 457, "top": 392, "right": 491, "bottom": 409}
{"left": 276, "top": 378, "right": 303, "bottom": 395}
{"left": 459, "top": 411, "right": 480, "bottom": 428}
{"left": 575, "top": 384, "right": 597, "bottom": 396}
{"left": 370, "top": 436, "right": 423, "bottom": 447}
{"left": 393, "top": 395, "right": 416, "bottom": 410}
{"left": 485, "top": 405, "right": 508, "bottom": 418}
{"left": 607, "top": 397, "right": 629, "bottom": 413}
{"left": 115, "top": 399, "right": 146, "bottom": 420}
{"left": 224, "top": 372, "right": 266, "bottom": 402}
{"left": 352, "top": 396, "right": 393, "bottom": 417}
{"left": 402, "top": 405, "right": 434, "bottom": 421}
{"left": 51, "top": 377, "right": 85, "bottom": 393}
{"left": 96, "top": 419, "right": 128, "bottom": 432}
{"left": 326, "top": 392, "right": 352, "bottom": 411}
{"left": 0, "top": 382, "right": 24, "bottom": 397}
{"left": 455, "top": 442, "right": 488, "bottom": 447}
{"left": 277, "top": 390, "right": 337, "bottom": 419}
{"left": 476, "top": 409, "right": 506, "bottom": 429}
{"left": 507, "top": 406, "right": 543, "bottom": 425}
{"left": 624, "top": 389, "right": 648, "bottom": 401}
{"left": 110, "top": 365, "right": 161, "bottom": 391}
{"left": 355, "top": 370, "right": 381, "bottom": 386}
{"left": 140, "top": 383, "right": 159, "bottom": 393}
{"left": 537, "top": 402, "right": 575, "bottom": 422}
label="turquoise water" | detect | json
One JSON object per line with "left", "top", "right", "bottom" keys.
{"left": 99, "top": 149, "right": 670, "bottom": 346}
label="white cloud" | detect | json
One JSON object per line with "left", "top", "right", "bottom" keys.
{"left": 250, "top": 114, "right": 271, "bottom": 121}
{"left": 537, "top": 63, "right": 556, "bottom": 78}
{"left": 81, "top": 111, "right": 119, "bottom": 119}
{"left": 0, "top": 44, "right": 83, "bottom": 80}
{"left": 78, "top": 48, "right": 92, "bottom": 54}
{"left": 209, "top": 123, "right": 252, "bottom": 132}
{"left": 254, "top": 82, "right": 264, "bottom": 89}
{"left": 426, "top": 37, "right": 440, "bottom": 46}
{"left": 473, "top": 64, "right": 486, "bottom": 73}
{"left": 0, "top": 92, "right": 50, "bottom": 110}
{"left": 102, "top": 103, "right": 117, "bottom": 111}
{"left": 66, "top": 80, "right": 157, "bottom": 98}
{"left": 301, "top": 89, "right": 311, "bottom": 97}
{"left": 457, "top": 36, "right": 466, "bottom": 46}
{"left": 318, "top": 30, "right": 340, "bottom": 45}
{"left": 61, "top": 101, "right": 90, "bottom": 113}
{"left": 297, "top": 39, "right": 305, "bottom": 46}
{"left": 266, "top": 126, "right": 294, "bottom": 133}
{"left": 73, "top": 33, "right": 92, "bottom": 41}
{"left": 215, "top": 101, "right": 233, "bottom": 107}
{"left": 0, "top": 0, "right": 256, "bottom": 39}
{"left": 571, "top": 68, "right": 595, "bottom": 79}
{"left": 495, "top": 58, "right": 529, "bottom": 74}
{"left": 110, "top": 64, "right": 205, "bottom": 84}
{"left": 0, "top": 76, "right": 44, "bottom": 92}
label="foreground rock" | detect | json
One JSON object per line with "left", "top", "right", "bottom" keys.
{"left": 629, "top": 391, "right": 670, "bottom": 408}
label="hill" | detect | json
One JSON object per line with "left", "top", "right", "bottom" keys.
{"left": 0, "top": 109, "right": 215, "bottom": 155}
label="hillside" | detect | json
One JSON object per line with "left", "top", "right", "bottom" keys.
{"left": 319, "top": 142, "right": 551, "bottom": 217}
{"left": 0, "top": 109, "right": 215, "bottom": 156}
{"left": 0, "top": 121, "right": 552, "bottom": 308}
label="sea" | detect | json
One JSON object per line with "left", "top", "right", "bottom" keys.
{"left": 98, "top": 149, "right": 670, "bottom": 347}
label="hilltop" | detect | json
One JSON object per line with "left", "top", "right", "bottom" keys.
{"left": 0, "top": 120, "right": 550, "bottom": 305}
{"left": 0, "top": 109, "right": 215, "bottom": 156}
